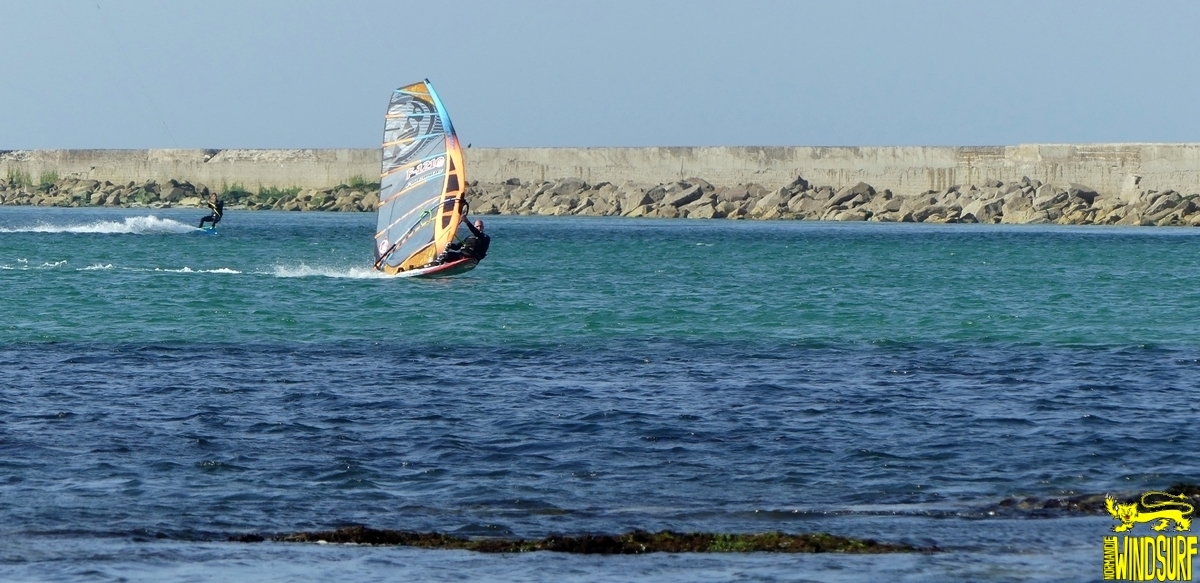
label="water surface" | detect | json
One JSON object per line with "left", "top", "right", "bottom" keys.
{"left": 1, "top": 208, "right": 1196, "bottom": 582}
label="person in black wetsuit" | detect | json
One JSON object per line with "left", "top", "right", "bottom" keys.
{"left": 441, "top": 217, "right": 490, "bottom": 263}
{"left": 198, "top": 193, "right": 223, "bottom": 229}
{"left": 460, "top": 218, "right": 490, "bottom": 260}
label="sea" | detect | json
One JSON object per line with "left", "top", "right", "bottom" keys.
{"left": 0, "top": 206, "right": 1197, "bottom": 582}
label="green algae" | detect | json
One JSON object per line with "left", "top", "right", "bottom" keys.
{"left": 246, "top": 526, "right": 921, "bottom": 554}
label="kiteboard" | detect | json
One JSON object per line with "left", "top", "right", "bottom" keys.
{"left": 372, "top": 79, "right": 481, "bottom": 279}
{"left": 197, "top": 226, "right": 217, "bottom": 235}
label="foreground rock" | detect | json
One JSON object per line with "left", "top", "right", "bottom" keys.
{"left": 234, "top": 526, "right": 920, "bottom": 553}
{"left": 5, "top": 173, "right": 1200, "bottom": 226}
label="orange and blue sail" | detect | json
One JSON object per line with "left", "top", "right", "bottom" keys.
{"left": 373, "top": 80, "right": 467, "bottom": 274}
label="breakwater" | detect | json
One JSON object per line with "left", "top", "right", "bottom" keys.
{"left": 5, "top": 145, "right": 1200, "bottom": 225}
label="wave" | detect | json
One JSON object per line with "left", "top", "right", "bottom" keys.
{"left": 0, "top": 263, "right": 240, "bottom": 274}
{"left": 149, "top": 267, "right": 242, "bottom": 274}
{"left": 270, "top": 263, "right": 390, "bottom": 279}
{"left": 0, "top": 259, "right": 69, "bottom": 270}
{"left": 0, "top": 216, "right": 197, "bottom": 234}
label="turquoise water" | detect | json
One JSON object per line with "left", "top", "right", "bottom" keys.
{"left": 5, "top": 207, "right": 1200, "bottom": 346}
{"left": 1, "top": 207, "right": 1198, "bottom": 582}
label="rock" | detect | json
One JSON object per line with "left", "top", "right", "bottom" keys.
{"left": 682, "top": 177, "right": 714, "bottom": 192}
{"left": 751, "top": 188, "right": 790, "bottom": 216}
{"left": 549, "top": 192, "right": 581, "bottom": 212}
{"left": 828, "top": 182, "right": 874, "bottom": 207}
{"left": 1067, "top": 183, "right": 1099, "bottom": 205}
{"left": 912, "top": 204, "right": 949, "bottom": 223}
{"left": 962, "top": 198, "right": 1004, "bottom": 223}
{"left": 759, "top": 206, "right": 785, "bottom": 220}
{"left": 587, "top": 197, "right": 612, "bottom": 215}
{"left": 574, "top": 201, "right": 599, "bottom": 216}
{"left": 687, "top": 204, "right": 718, "bottom": 219}
{"left": 1032, "top": 184, "right": 1067, "bottom": 210}
{"left": 623, "top": 204, "right": 653, "bottom": 218}
{"left": 1145, "top": 192, "right": 1182, "bottom": 216}
{"left": 716, "top": 201, "right": 741, "bottom": 218}
{"left": 1001, "top": 208, "right": 1038, "bottom": 224}
{"left": 545, "top": 177, "right": 588, "bottom": 197}
{"left": 334, "top": 194, "right": 357, "bottom": 212}
{"left": 898, "top": 195, "right": 937, "bottom": 217}
{"left": 654, "top": 206, "right": 679, "bottom": 219}
{"left": 1061, "top": 207, "right": 1094, "bottom": 225}
{"left": 1115, "top": 208, "right": 1148, "bottom": 226}
{"left": 89, "top": 191, "right": 107, "bottom": 206}
{"left": 643, "top": 185, "right": 669, "bottom": 203}
{"left": 161, "top": 185, "right": 191, "bottom": 202}
{"left": 833, "top": 208, "right": 871, "bottom": 221}
{"left": 936, "top": 189, "right": 962, "bottom": 207}
{"left": 715, "top": 186, "right": 752, "bottom": 202}
{"left": 1000, "top": 183, "right": 1023, "bottom": 195}
{"left": 620, "top": 188, "right": 652, "bottom": 211}
{"left": 662, "top": 185, "right": 704, "bottom": 208}
{"left": 789, "top": 194, "right": 826, "bottom": 217}
{"left": 984, "top": 179, "right": 1004, "bottom": 188}
{"left": 71, "top": 180, "right": 99, "bottom": 195}
{"left": 1126, "top": 213, "right": 1153, "bottom": 226}
{"left": 744, "top": 184, "right": 768, "bottom": 201}
{"left": 863, "top": 196, "right": 903, "bottom": 215}
{"left": 1159, "top": 209, "right": 1188, "bottom": 226}
{"left": 785, "top": 176, "right": 809, "bottom": 192}
{"left": 1147, "top": 206, "right": 1179, "bottom": 224}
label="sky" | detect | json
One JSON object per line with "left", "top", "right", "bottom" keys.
{"left": 1, "top": 0, "right": 1198, "bottom": 149}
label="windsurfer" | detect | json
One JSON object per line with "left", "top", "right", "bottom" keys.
{"left": 198, "top": 193, "right": 224, "bottom": 229}
{"left": 440, "top": 218, "right": 490, "bottom": 264}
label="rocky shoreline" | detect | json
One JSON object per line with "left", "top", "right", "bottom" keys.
{"left": 222, "top": 484, "right": 1199, "bottom": 552}
{"left": 5, "top": 173, "right": 1200, "bottom": 226}
{"left": 233, "top": 526, "right": 920, "bottom": 554}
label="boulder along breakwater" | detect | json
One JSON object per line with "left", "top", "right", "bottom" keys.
{"left": 5, "top": 145, "right": 1200, "bottom": 225}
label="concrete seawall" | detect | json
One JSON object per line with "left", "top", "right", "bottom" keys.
{"left": 4, "top": 145, "right": 1200, "bottom": 197}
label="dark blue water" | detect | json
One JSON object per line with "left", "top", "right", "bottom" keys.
{"left": 1, "top": 208, "right": 1197, "bottom": 581}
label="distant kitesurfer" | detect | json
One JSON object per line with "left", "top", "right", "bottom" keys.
{"left": 198, "top": 193, "right": 224, "bottom": 229}
{"left": 440, "top": 217, "right": 490, "bottom": 264}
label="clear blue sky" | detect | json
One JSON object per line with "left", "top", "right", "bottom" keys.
{"left": 2, "top": 0, "right": 1197, "bottom": 148}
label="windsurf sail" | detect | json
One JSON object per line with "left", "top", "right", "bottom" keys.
{"left": 373, "top": 79, "right": 468, "bottom": 275}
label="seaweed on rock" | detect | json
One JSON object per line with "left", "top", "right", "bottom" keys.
{"left": 249, "top": 525, "right": 922, "bottom": 554}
